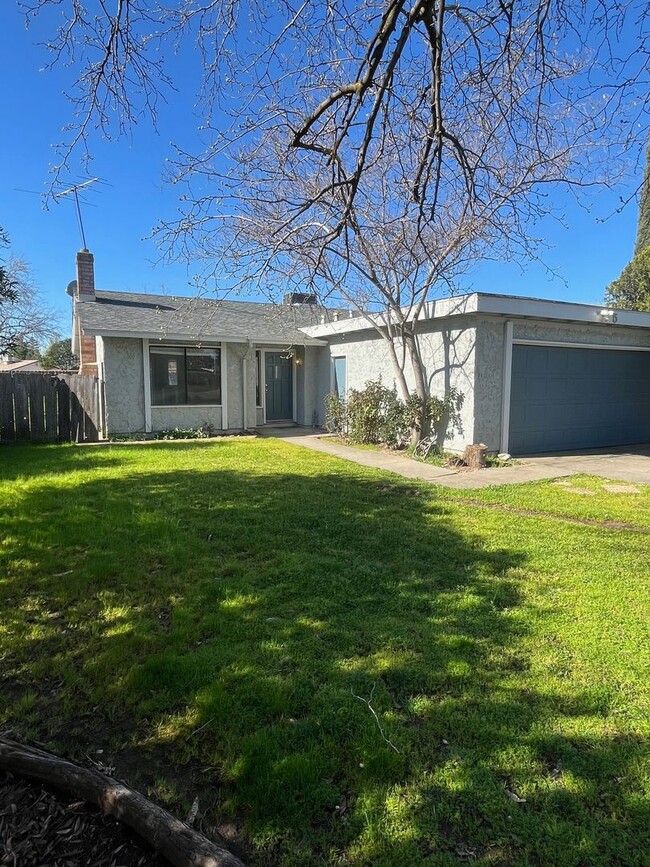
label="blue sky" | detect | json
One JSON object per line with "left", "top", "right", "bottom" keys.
{"left": 0, "top": 3, "right": 646, "bottom": 336}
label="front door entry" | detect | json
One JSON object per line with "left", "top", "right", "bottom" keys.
{"left": 265, "top": 352, "right": 293, "bottom": 421}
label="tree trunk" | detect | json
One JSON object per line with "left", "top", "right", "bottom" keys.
{"left": 404, "top": 330, "right": 428, "bottom": 444}
{"left": 385, "top": 335, "right": 411, "bottom": 402}
{"left": 0, "top": 737, "right": 246, "bottom": 867}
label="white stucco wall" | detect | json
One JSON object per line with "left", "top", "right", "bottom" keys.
{"left": 325, "top": 320, "right": 476, "bottom": 451}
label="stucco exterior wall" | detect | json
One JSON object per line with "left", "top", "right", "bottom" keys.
{"left": 417, "top": 319, "right": 476, "bottom": 451}
{"left": 303, "top": 345, "right": 328, "bottom": 426}
{"left": 101, "top": 337, "right": 146, "bottom": 435}
{"left": 513, "top": 319, "right": 650, "bottom": 348}
{"left": 473, "top": 317, "right": 507, "bottom": 451}
{"left": 325, "top": 320, "right": 477, "bottom": 451}
{"left": 150, "top": 406, "right": 223, "bottom": 431}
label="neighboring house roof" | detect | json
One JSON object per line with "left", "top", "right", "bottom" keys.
{"left": 75, "top": 290, "right": 345, "bottom": 346}
{"left": 302, "top": 291, "right": 650, "bottom": 338}
{"left": 0, "top": 359, "right": 42, "bottom": 372}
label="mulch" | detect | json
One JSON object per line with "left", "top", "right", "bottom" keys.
{"left": 0, "top": 771, "right": 169, "bottom": 866}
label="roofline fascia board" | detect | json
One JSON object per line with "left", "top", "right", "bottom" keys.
{"left": 303, "top": 293, "right": 650, "bottom": 338}
{"left": 301, "top": 295, "right": 480, "bottom": 338}
{"left": 475, "top": 294, "right": 650, "bottom": 328}
{"left": 81, "top": 328, "right": 327, "bottom": 347}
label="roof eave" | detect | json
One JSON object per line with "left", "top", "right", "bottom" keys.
{"left": 303, "top": 292, "right": 650, "bottom": 336}
{"left": 79, "top": 326, "right": 327, "bottom": 347}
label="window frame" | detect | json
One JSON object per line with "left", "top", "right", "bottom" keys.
{"left": 149, "top": 344, "right": 222, "bottom": 408}
{"left": 331, "top": 355, "right": 347, "bottom": 401}
{"left": 255, "top": 349, "right": 263, "bottom": 408}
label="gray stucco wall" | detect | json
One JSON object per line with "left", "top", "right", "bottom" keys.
{"left": 151, "top": 406, "right": 223, "bottom": 431}
{"left": 473, "top": 317, "right": 507, "bottom": 450}
{"left": 303, "top": 345, "right": 329, "bottom": 426}
{"left": 225, "top": 342, "right": 258, "bottom": 429}
{"left": 101, "top": 337, "right": 146, "bottom": 435}
{"left": 513, "top": 319, "right": 650, "bottom": 348}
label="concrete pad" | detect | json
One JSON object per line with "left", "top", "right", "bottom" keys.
{"left": 602, "top": 483, "right": 641, "bottom": 494}
{"left": 517, "top": 446, "right": 650, "bottom": 486}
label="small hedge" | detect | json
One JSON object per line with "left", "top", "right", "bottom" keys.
{"left": 155, "top": 424, "right": 217, "bottom": 440}
{"left": 326, "top": 380, "right": 463, "bottom": 449}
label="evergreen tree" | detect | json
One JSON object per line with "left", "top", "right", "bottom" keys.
{"left": 606, "top": 246, "right": 650, "bottom": 312}
{"left": 41, "top": 337, "right": 78, "bottom": 370}
{"left": 606, "top": 141, "right": 650, "bottom": 310}
{"left": 635, "top": 143, "right": 650, "bottom": 256}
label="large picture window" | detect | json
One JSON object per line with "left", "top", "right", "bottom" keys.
{"left": 150, "top": 346, "right": 221, "bottom": 406}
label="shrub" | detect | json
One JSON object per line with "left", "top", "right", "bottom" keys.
{"left": 325, "top": 380, "right": 463, "bottom": 449}
{"left": 155, "top": 424, "right": 216, "bottom": 440}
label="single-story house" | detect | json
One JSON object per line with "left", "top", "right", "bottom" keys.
{"left": 0, "top": 358, "right": 43, "bottom": 372}
{"left": 71, "top": 250, "right": 650, "bottom": 455}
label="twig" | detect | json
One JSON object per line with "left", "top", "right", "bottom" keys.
{"left": 186, "top": 718, "right": 215, "bottom": 741}
{"left": 352, "top": 683, "right": 400, "bottom": 754}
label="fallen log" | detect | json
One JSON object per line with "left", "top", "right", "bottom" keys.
{"left": 0, "top": 737, "right": 245, "bottom": 867}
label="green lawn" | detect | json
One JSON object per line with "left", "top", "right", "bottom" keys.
{"left": 1, "top": 440, "right": 648, "bottom": 866}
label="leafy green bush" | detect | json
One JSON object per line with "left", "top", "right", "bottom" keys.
{"left": 325, "top": 380, "right": 463, "bottom": 449}
{"left": 155, "top": 424, "right": 216, "bottom": 440}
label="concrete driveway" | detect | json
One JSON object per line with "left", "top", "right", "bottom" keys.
{"left": 518, "top": 444, "right": 650, "bottom": 484}
{"left": 437, "top": 444, "right": 650, "bottom": 489}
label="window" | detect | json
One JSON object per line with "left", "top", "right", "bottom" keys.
{"left": 255, "top": 350, "right": 262, "bottom": 406}
{"left": 150, "top": 346, "right": 221, "bottom": 406}
{"left": 332, "top": 356, "right": 347, "bottom": 401}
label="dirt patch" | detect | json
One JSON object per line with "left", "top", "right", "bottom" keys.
{"left": 453, "top": 499, "right": 649, "bottom": 533}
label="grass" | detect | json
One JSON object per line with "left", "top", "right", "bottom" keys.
{"left": 0, "top": 439, "right": 648, "bottom": 866}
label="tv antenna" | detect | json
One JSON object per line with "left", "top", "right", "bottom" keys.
{"left": 53, "top": 177, "right": 102, "bottom": 250}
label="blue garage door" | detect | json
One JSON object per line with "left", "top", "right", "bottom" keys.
{"left": 509, "top": 344, "right": 650, "bottom": 455}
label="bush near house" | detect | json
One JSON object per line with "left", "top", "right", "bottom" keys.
{"left": 326, "top": 379, "right": 463, "bottom": 448}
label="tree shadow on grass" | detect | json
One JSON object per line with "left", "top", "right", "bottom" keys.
{"left": 0, "top": 442, "right": 647, "bottom": 865}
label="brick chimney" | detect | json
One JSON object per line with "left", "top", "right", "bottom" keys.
{"left": 76, "top": 249, "right": 95, "bottom": 301}
{"left": 74, "top": 249, "right": 98, "bottom": 375}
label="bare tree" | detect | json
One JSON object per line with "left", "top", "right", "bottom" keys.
{"left": 0, "top": 256, "right": 58, "bottom": 356}
{"left": 19, "top": 1, "right": 650, "bottom": 432}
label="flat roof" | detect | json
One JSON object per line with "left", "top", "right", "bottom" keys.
{"left": 301, "top": 292, "right": 650, "bottom": 338}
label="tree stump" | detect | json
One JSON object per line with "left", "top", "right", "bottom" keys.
{"left": 463, "top": 443, "right": 488, "bottom": 469}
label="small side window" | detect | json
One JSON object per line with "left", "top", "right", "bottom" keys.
{"left": 332, "top": 356, "right": 347, "bottom": 400}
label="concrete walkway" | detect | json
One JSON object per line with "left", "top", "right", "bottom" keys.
{"left": 260, "top": 427, "right": 650, "bottom": 489}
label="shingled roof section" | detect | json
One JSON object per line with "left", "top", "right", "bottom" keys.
{"left": 76, "top": 291, "right": 346, "bottom": 345}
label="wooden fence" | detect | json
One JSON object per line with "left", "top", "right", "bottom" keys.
{"left": 0, "top": 371, "right": 101, "bottom": 443}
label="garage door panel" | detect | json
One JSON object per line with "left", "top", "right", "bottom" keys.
{"left": 509, "top": 344, "right": 650, "bottom": 454}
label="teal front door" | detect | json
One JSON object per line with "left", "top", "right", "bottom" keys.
{"left": 265, "top": 352, "right": 293, "bottom": 421}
